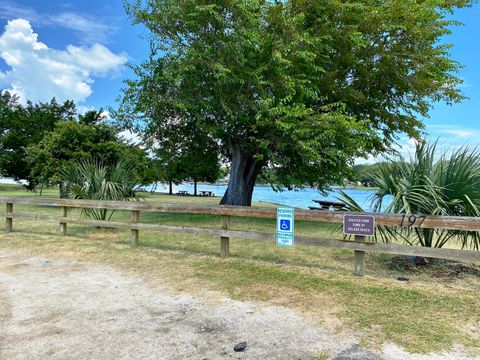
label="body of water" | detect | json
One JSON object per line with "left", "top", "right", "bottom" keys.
{"left": 143, "top": 183, "right": 377, "bottom": 211}
{"left": 0, "top": 177, "right": 375, "bottom": 211}
{"left": 0, "top": 177, "right": 25, "bottom": 185}
{"left": 1, "top": 177, "right": 381, "bottom": 211}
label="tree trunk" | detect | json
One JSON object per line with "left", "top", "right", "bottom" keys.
{"left": 220, "top": 145, "right": 263, "bottom": 206}
{"left": 150, "top": 182, "right": 157, "bottom": 194}
{"left": 59, "top": 183, "right": 67, "bottom": 199}
{"left": 194, "top": 179, "right": 198, "bottom": 196}
{"left": 169, "top": 180, "right": 173, "bottom": 195}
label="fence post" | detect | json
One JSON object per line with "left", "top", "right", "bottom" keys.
{"left": 5, "top": 202, "right": 13, "bottom": 233}
{"left": 131, "top": 210, "right": 140, "bottom": 246}
{"left": 220, "top": 215, "right": 230, "bottom": 257}
{"left": 353, "top": 235, "right": 366, "bottom": 276}
{"left": 60, "top": 206, "right": 68, "bottom": 236}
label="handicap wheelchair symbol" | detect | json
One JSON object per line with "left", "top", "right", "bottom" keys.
{"left": 280, "top": 219, "right": 291, "bottom": 231}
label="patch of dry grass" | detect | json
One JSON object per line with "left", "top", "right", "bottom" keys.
{"left": 0, "top": 217, "right": 479, "bottom": 355}
{"left": 0, "top": 186, "right": 479, "bottom": 354}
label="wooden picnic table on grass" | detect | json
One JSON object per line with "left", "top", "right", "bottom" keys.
{"left": 199, "top": 191, "right": 214, "bottom": 197}
{"left": 310, "top": 200, "right": 347, "bottom": 211}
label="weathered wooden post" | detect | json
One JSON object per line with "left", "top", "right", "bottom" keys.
{"left": 220, "top": 215, "right": 230, "bottom": 257}
{"left": 5, "top": 202, "right": 13, "bottom": 233}
{"left": 131, "top": 210, "right": 140, "bottom": 246}
{"left": 353, "top": 235, "right": 366, "bottom": 276}
{"left": 60, "top": 206, "right": 68, "bottom": 236}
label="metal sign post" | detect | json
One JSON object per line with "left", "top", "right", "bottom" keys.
{"left": 276, "top": 207, "right": 294, "bottom": 246}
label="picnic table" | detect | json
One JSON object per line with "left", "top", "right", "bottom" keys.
{"left": 309, "top": 200, "right": 346, "bottom": 211}
{"left": 177, "top": 190, "right": 189, "bottom": 196}
{"left": 199, "top": 191, "right": 214, "bottom": 197}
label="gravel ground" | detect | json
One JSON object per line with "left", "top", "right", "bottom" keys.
{"left": 0, "top": 251, "right": 477, "bottom": 360}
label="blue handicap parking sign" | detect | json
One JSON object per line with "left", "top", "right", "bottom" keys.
{"left": 280, "top": 219, "right": 291, "bottom": 231}
{"left": 276, "top": 207, "right": 294, "bottom": 246}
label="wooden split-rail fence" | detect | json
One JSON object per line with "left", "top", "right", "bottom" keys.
{"left": 1, "top": 196, "right": 480, "bottom": 276}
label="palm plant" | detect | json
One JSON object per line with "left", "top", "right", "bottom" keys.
{"left": 340, "top": 141, "right": 480, "bottom": 250}
{"left": 62, "top": 159, "right": 139, "bottom": 220}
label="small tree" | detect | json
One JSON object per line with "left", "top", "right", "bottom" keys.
{"left": 26, "top": 112, "right": 149, "bottom": 197}
{"left": 150, "top": 123, "right": 221, "bottom": 195}
{"left": 176, "top": 132, "right": 221, "bottom": 195}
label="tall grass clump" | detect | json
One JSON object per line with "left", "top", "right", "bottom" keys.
{"left": 340, "top": 141, "right": 480, "bottom": 250}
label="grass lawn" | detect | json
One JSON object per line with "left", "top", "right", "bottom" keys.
{"left": 0, "top": 185, "right": 479, "bottom": 354}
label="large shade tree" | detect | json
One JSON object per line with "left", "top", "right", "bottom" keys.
{"left": 116, "top": 0, "right": 469, "bottom": 206}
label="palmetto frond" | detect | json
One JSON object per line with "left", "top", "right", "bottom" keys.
{"left": 339, "top": 141, "right": 480, "bottom": 250}
{"left": 61, "top": 159, "right": 139, "bottom": 220}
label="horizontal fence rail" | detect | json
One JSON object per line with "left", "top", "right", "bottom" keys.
{"left": 3, "top": 196, "right": 480, "bottom": 230}
{"left": 1, "top": 196, "right": 479, "bottom": 276}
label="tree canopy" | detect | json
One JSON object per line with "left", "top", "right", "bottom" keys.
{"left": 26, "top": 110, "right": 151, "bottom": 195}
{"left": 151, "top": 123, "right": 222, "bottom": 194}
{"left": 349, "top": 163, "right": 385, "bottom": 185}
{"left": 0, "top": 92, "right": 76, "bottom": 188}
{"left": 117, "top": 0, "right": 469, "bottom": 205}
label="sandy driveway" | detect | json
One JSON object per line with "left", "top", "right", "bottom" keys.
{"left": 0, "top": 251, "right": 355, "bottom": 359}
{"left": 0, "top": 251, "right": 477, "bottom": 360}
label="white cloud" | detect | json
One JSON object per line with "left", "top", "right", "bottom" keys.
{"left": 48, "top": 12, "right": 116, "bottom": 45}
{"left": 0, "top": 1, "right": 117, "bottom": 44}
{"left": 355, "top": 136, "right": 419, "bottom": 165}
{"left": 0, "top": 19, "right": 127, "bottom": 104}
{"left": 427, "top": 125, "right": 476, "bottom": 139}
{"left": 0, "top": 2, "right": 38, "bottom": 22}
{"left": 76, "top": 105, "right": 95, "bottom": 115}
{"left": 443, "top": 129, "right": 474, "bottom": 137}
{"left": 425, "top": 125, "right": 479, "bottom": 145}
{"left": 65, "top": 44, "right": 126, "bottom": 77}
{"left": 118, "top": 129, "right": 143, "bottom": 146}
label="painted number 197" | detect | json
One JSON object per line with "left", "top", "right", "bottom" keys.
{"left": 399, "top": 214, "right": 426, "bottom": 227}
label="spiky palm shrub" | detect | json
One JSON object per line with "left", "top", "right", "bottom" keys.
{"left": 62, "top": 159, "right": 139, "bottom": 220}
{"left": 340, "top": 141, "right": 480, "bottom": 250}
{"left": 431, "top": 146, "right": 480, "bottom": 249}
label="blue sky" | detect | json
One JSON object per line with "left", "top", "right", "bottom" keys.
{"left": 0, "top": 1, "right": 479, "bottom": 154}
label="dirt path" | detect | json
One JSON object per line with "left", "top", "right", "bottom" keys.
{"left": 0, "top": 251, "right": 477, "bottom": 360}
{"left": 0, "top": 251, "right": 355, "bottom": 359}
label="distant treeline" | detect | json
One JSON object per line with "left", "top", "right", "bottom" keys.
{"left": 348, "top": 163, "right": 385, "bottom": 185}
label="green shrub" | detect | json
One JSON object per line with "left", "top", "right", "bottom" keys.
{"left": 340, "top": 141, "right": 480, "bottom": 249}
{"left": 62, "top": 159, "right": 139, "bottom": 220}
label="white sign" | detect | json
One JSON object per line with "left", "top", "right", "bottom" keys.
{"left": 276, "top": 207, "right": 294, "bottom": 246}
